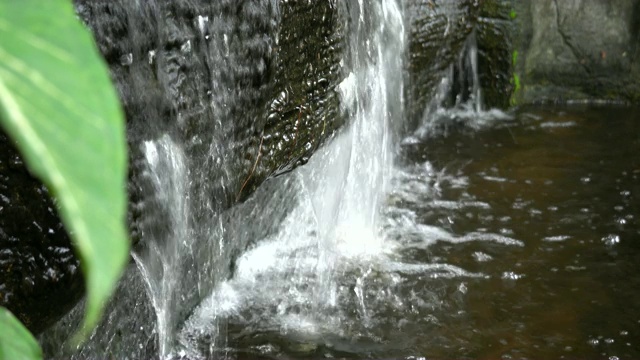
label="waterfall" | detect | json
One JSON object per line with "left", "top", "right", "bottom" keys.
{"left": 407, "top": 30, "right": 511, "bottom": 141}
{"left": 133, "top": 136, "right": 189, "bottom": 358}
{"left": 40, "top": 1, "right": 405, "bottom": 358}
{"left": 180, "top": 0, "right": 405, "bottom": 357}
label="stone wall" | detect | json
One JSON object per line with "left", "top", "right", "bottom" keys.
{"left": 512, "top": 0, "right": 640, "bottom": 104}
{"left": 2, "top": 0, "right": 488, "bottom": 336}
{"left": 2, "top": 0, "right": 347, "bottom": 334}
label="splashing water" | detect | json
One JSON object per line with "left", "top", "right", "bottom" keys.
{"left": 134, "top": 136, "right": 190, "bottom": 357}
{"left": 408, "top": 30, "right": 513, "bottom": 142}
{"left": 180, "top": 0, "right": 406, "bottom": 356}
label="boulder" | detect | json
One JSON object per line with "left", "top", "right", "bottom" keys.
{"left": 512, "top": 0, "right": 640, "bottom": 104}
{"left": 2, "top": 0, "right": 345, "bottom": 334}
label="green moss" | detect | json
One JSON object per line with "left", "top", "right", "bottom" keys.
{"left": 510, "top": 50, "right": 521, "bottom": 106}
{"left": 510, "top": 9, "right": 517, "bottom": 19}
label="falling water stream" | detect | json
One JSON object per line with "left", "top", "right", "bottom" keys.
{"left": 39, "top": 1, "right": 640, "bottom": 359}
{"left": 179, "top": 0, "right": 405, "bottom": 357}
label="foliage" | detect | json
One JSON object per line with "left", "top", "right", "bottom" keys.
{"left": 0, "top": 0, "right": 129, "bottom": 358}
{"left": 0, "top": 308, "right": 42, "bottom": 360}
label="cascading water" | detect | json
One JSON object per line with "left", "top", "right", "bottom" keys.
{"left": 179, "top": 0, "right": 405, "bottom": 357}
{"left": 40, "top": 2, "right": 279, "bottom": 359}
{"left": 33, "top": 2, "right": 640, "bottom": 359}
{"left": 133, "top": 136, "right": 189, "bottom": 357}
{"left": 408, "top": 29, "right": 512, "bottom": 142}
{"left": 41, "top": 1, "right": 519, "bottom": 359}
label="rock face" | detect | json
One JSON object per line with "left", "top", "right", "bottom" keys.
{"left": 3, "top": 0, "right": 345, "bottom": 334}
{"left": 405, "top": 0, "right": 480, "bottom": 125}
{"left": 2, "top": 0, "right": 483, "bottom": 337}
{"left": 0, "top": 134, "right": 83, "bottom": 334}
{"left": 512, "top": 0, "right": 640, "bottom": 103}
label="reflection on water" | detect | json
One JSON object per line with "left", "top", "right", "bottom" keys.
{"left": 396, "top": 105, "right": 640, "bottom": 359}
{"left": 185, "top": 106, "right": 640, "bottom": 359}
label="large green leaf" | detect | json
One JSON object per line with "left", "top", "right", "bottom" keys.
{"left": 0, "top": 307, "right": 41, "bottom": 360}
{"left": 0, "top": 0, "right": 129, "bottom": 342}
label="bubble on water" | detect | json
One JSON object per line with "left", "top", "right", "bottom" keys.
{"left": 458, "top": 282, "right": 467, "bottom": 294}
{"left": 588, "top": 338, "right": 599, "bottom": 346}
{"left": 602, "top": 234, "right": 620, "bottom": 246}
{"left": 501, "top": 271, "right": 524, "bottom": 280}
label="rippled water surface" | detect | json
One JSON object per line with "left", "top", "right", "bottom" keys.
{"left": 189, "top": 106, "right": 640, "bottom": 359}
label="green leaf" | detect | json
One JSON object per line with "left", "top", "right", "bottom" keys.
{"left": 0, "top": 307, "right": 42, "bottom": 360}
{"left": 0, "top": 0, "right": 129, "bottom": 342}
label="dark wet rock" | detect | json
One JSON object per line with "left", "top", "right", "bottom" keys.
{"left": 3, "top": 0, "right": 345, "bottom": 337}
{"left": 511, "top": 0, "right": 640, "bottom": 104}
{"left": 0, "top": 133, "right": 84, "bottom": 334}
{"left": 405, "top": 0, "right": 479, "bottom": 127}
{"left": 475, "top": 0, "right": 514, "bottom": 109}
{"left": 0, "top": 0, "right": 523, "bottom": 340}
{"left": 39, "top": 171, "right": 302, "bottom": 359}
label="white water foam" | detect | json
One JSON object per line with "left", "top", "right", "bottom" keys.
{"left": 407, "top": 31, "right": 514, "bottom": 142}
{"left": 178, "top": 3, "right": 527, "bottom": 358}
{"left": 180, "top": 0, "right": 406, "bottom": 354}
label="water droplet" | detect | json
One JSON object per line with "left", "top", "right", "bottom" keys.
{"left": 602, "top": 234, "right": 620, "bottom": 246}
{"left": 458, "top": 282, "right": 467, "bottom": 294}
{"left": 148, "top": 50, "right": 156, "bottom": 65}
{"left": 588, "top": 338, "right": 599, "bottom": 346}
{"left": 120, "top": 53, "right": 133, "bottom": 66}
{"left": 181, "top": 40, "right": 191, "bottom": 54}
{"left": 197, "top": 15, "right": 209, "bottom": 35}
{"left": 501, "top": 271, "right": 523, "bottom": 280}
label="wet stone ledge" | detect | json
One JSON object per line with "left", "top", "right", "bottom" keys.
{"left": 2, "top": 0, "right": 346, "bottom": 335}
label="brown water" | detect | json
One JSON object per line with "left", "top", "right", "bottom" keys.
{"left": 185, "top": 105, "right": 640, "bottom": 360}
{"left": 389, "top": 105, "right": 640, "bottom": 359}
